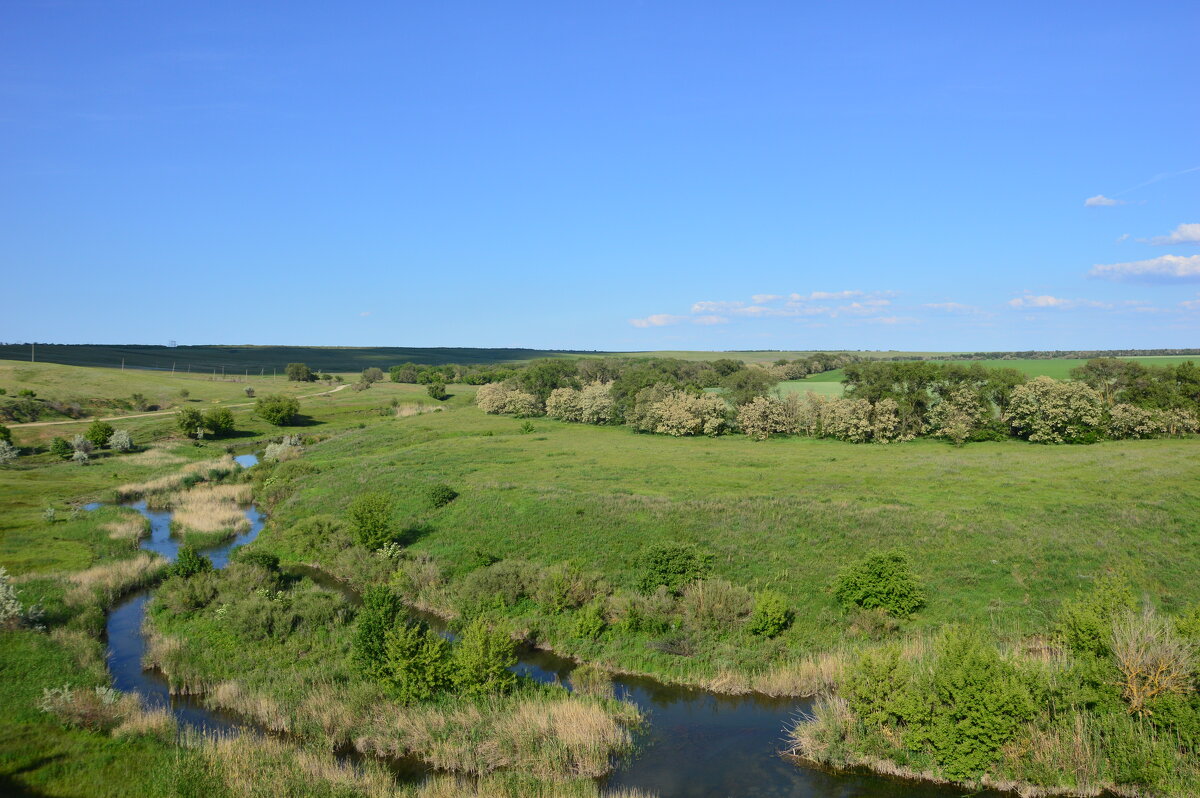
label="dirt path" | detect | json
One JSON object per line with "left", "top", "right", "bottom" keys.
{"left": 7, "top": 383, "right": 350, "bottom": 428}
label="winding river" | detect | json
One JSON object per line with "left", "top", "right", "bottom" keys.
{"left": 101, "top": 454, "right": 1007, "bottom": 798}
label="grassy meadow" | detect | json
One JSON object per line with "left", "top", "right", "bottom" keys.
{"left": 259, "top": 403, "right": 1200, "bottom": 687}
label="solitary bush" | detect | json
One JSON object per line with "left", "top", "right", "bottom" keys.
{"left": 426, "top": 382, "right": 447, "bottom": 401}
{"left": 243, "top": 386, "right": 255, "bottom": 398}
{"left": 1, "top": 567, "right": 27, "bottom": 629}
{"left": 458, "top": 560, "right": 533, "bottom": 610}
{"left": 49, "top": 437, "right": 72, "bottom": 459}
{"left": 638, "top": 544, "right": 714, "bottom": 594}
{"left": 203, "top": 407, "right": 235, "bottom": 437}
{"left": 85, "top": 420, "right": 114, "bottom": 448}
{"left": 535, "top": 563, "right": 602, "bottom": 613}
{"left": 177, "top": 407, "right": 204, "bottom": 438}
{"left": 428, "top": 484, "right": 458, "bottom": 508}
{"left": 347, "top": 493, "right": 395, "bottom": 549}
{"left": 0, "top": 440, "right": 17, "bottom": 466}
{"left": 233, "top": 549, "right": 280, "bottom": 572}
{"left": 451, "top": 618, "right": 517, "bottom": 697}
{"left": 107, "top": 429, "right": 134, "bottom": 452}
{"left": 747, "top": 590, "right": 794, "bottom": 637}
{"left": 170, "top": 546, "right": 213, "bottom": 579}
{"left": 833, "top": 550, "right": 926, "bottom": 617}
{"left": 361, "top": 367, "right": 385, "bottom": 384}
{"left": 1111, "top": 608, "right": 1195, "bottom": 716}
{"left": 255, "top": 395, "right": 300, "bottom": 426}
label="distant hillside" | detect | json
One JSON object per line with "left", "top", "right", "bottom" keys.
{"left": 0, "top": 344, "right": 596, "bottom": 373}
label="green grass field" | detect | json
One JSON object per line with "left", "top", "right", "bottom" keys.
{"left": 261, "top": 403, "right": 1200, "bottom": 686}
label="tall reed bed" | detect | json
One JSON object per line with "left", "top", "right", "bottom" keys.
{"left": 114, "top": 455, "right": 240, "bottom": 502}
{"left": 169, "top": 483, "right": 252, "bottom": 545}
{"left": 64, "top": 552, "right": 167, "bottom": 607}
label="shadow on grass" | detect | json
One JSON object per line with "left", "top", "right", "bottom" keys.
{"left": 1, "top": 756, "right": 61, "bottom": 796}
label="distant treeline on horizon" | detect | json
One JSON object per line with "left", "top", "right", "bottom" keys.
{"left": 1, "top": 342, "right": 1197, "bottom": 374}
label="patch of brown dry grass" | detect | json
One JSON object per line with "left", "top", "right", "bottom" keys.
{"left": 115, "top": 455, "right": 239, "bottom": 501}
{"left": 103, "top": 515, "right": 150, "bottom": 542}
{"left": 65, "top": 552, "right": 167, "bottom": 607}
{"left": 170, "top": 483, "right": 252, "bottom": 537}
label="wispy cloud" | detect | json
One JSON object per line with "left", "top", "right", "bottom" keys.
{"left": 692, "top": 315, "right": 729, "bottom": 325}
{"left": 1085, "top": 194, "right": 1125, "bottom": 207}
{"left": 629, "top": 313, "right": 686, "bottom": 328}
{"left": 359, "top": 311, "right": 372, "bottom": 317}
{"left": 1181, "top": 295, "right": 1200, "bottom": 311}
{"left": 865, "top": 316, "right": 919, "bottom": 325}
{"left": 1008, "top": 294, "right": 1110, "bottom": 309}
{"left": 751, "top": 293, "right": 782, "bottom": 303}
{"left": 923, "top": 302, "right": 982, "bottom": 314}
{"left": 793, "top": 290, "right": 863, "bottom": 300}
{"left": 1089, "top": 254, "right": 1200, "bottom": 281}
{"left": 1140, "top": 223, "right": 1200, "bottom": 246}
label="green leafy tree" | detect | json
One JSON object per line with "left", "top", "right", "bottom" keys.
{"left": 347, "top": 493, "right": 395, "bottom": 548}
{"left": 85, "top": 420, "right": 114, "bottom": 448}
{"left": 451, "top": 618, "right": 517, "bottom": 697}
{"left": 361, "top": 367, "right": 385, "bottom": 384}
{"left": 49, "top": 437, "right": 72, "bottom": 458}
{"left": 352, "top": 586, "right": 404, "bottom": 678}
{"left": 0, "top": 424, "right": 10, "bottom": 444}
{"left": 177, "top": 407, "right": 204, "bottom": 438}
{"left": 285, "top": 362, "right": 314, "bottom": 382}
{"left": 637, "top": 544, "right": 714, "bottom": 594}
{"left": 516, "top": 359, "right": 579, "bottom": 404}
{"left": 255, "top": 395, "right": 300, "bottom": 426}
{"left": 426, "top": 381, "right": 447, "bottom": 401}
{"left": 0, "top": 440, "right": 17, "bottom": 466}
{"left": 202, "top": 407, "right": 236, "bottom": 437}
{"left": 833, "top": 550, "right": 926, "bottom": 617}
{"left": 381, "top": 621, "right": 452, "bottom": 704}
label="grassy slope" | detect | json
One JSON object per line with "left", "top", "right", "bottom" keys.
{"left": 270, "top": 405, "right": 1200, "bottom": 663}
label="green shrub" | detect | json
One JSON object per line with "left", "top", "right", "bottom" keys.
{"left": 170, "top": 546, "right": 213, "bottom": 579}
{"left": 49, "top": 437, "right": 72, "bottom": 458}
{"left": 427, "top": 382, "right": 448, "bottom": 401}
{"left": 451, "top": 618, "right": 517, "bottom": 697}
{"left": 428, "top": 484, "right": 458, "bottom": 508}
{"left": 177, "top": 407, "right": 204, "bottom": 438}
{"left": 361, "top": 367, "right": 385, "bottom": 384}
{"left": 535, "top": 563, "right": 601, "bottom": 613}
{"left": 85, "top": 420, "right": 114, "bottom": 448}
{"left": 203, "top": 407, "right": 235, "bottom": 437}
{"left": 573, "top": 600, "right": 608, "bottom": 640}
{"left": 833, "top": 549, "right": 926, "bottom": 617}
{"left": 0, "top": 424, "right": 10, "bottom": 444}
{"left": 926, "top": 628, "right": 1037, "bottom": 779}
{"left": 679, "top": 578, "right": 752, "bottom": 631}
{"left": 233, "top": 549, "right": 280, "bottom": 572}
{"left": 158, "top": 572, "right": 219, "bottom": 614}
{"left": 107, "top": 429, "right": 134, "bottom": 451}
{"left": 346, "top": 493, "right": 395, "bottom": 549}
{"left": 458, "top": 560, "right": 533, "bottom": 611}
{"left": 1056, "top": 573, "right": 1136, "bottom": 656}
{"left": 255, "top": 394, "right": 301, "bottom": 426}
{"left": 747, "top": 590, "right": 793, "bottom": 637}
{"left": 0, "top": 440, "right": 17, "bottom": 465}
{"left": 843, "top": 644, "right": 923, "bottom": 728}
{"left": 381, "top": 621, "right": 452, "bottom": 704}
{"left": 637, "top": 544, "right": 713, "bottom": 594}
{"left": 352, "top": 586, "right": 404, "bottom": 678}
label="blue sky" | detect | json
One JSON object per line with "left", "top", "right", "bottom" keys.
{"left": 2, "top": 1, "right": 1197, "bottom": 351}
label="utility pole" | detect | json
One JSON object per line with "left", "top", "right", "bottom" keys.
{"left": 172, "top": 362, "right": 175, "bottom": 374}
{"left": 31, "top": 342, "right": 35, "bottom": 362}
{"left": 121, "top": 358, "right": 124, "bottom": 370}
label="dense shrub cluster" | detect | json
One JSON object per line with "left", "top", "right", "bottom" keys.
{"left": 833, "top": 550, "right": 926, "bottom": 617}
{"left": 794, "top": 575, "right": 1200, "bottom": 794}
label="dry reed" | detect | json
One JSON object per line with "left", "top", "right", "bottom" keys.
{"left": 170, "top": 483, "right": 252, "bottom": 538}
{"left": 65, "top": 553, "right": 167, "bottom": 606}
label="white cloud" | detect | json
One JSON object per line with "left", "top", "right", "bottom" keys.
{"left": 691, "top": 300, "right": 744, "bottom": 313}
{"left": 750, "top": 293, "right": 782, "bottom": 304}
{"left": 1182, "top": 295, "right": 1200, "bottom": 311}
{"left": 865, "top": 316, "right": 919, "bottom": 325}
{"left": 1089, "top": 254, "right": 1200, "bottom": 281}
{"left": 1116, "top": 233, "right": 1130, "bottom": 243}
{"left": 1084, "top": 194, "right": 1125, "bottom": 207}
{"left": 629, "top": 314, "right": 685, "bottom": 328}
{"left": 923, "top": 302, "right": 980, "bottom": 314}
{"left": 792, "top": 290, "right": 863, "bottom": 301}
{"left": 1141, "top": 223, "right": 1200, "bottom": 246}
{"left": 1008, "top": 294, "right": 1110, "bottom": 309}
{"left": 692, "top": 315, "right": 729, "bottom": 325}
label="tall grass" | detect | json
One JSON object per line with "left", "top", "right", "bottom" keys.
{"left": 65, "top": 552, "right": 167, "bottom": 607}
{"left": 115, "top": 455, "right": 240, "bottom": 501}
{"left": 169, "top": 483, "right": 252, "bottom": 544}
